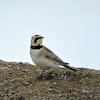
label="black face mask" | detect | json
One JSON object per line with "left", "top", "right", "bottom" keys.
{"left": 34, "top": 37, "right": 42, "bottom": 43}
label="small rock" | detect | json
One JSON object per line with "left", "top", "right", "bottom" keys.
{"left": 8, "top": 72, "right": 13, "bottom": 74}
{"left": 10, "top": 79, "right": 16, "bottom": 82}
{"left": 82, "top": 89, "right": 90, "bottom": 94}
{"left": 23, "top": 81, "right": 29, "bottom": 85}
{"left": 48, "top": 88, "right": 53, "bottom": 91}
{"left": 64, "top": 76, "right": 68, "bottom": 80}
{"left": 22, "top": 69, "right": 27, "bottom": 72}
{"left": 0, "top": 79, "right": 4, "bottom": 82}
{"left": 17, "top": 73, "right": 21, "bottom": 76}
{"left": 58, "top": 94, "right": 63, "bottom": 97}
{"left": 61, "top": 75, "right": 64, "bottom": 79}
{"left": 51, "top": 73, "right": 55, "bottom": 77}
{"left": 45, "top": 82, "right": 49, "bottom": 85}
{"left": 8, "top": 65, "right": 12, "bottom": 67}
{"left": 19, "top": 62, "right": 23, "bottom": 64}
{"left": 10, "top": 96, "right": 15, "bottom": 100}
{"left": 53, "top": 82, "right": 56, "bottom": 85}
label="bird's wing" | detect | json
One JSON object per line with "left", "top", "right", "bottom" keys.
{"left": 42, "top": 46, "right": 68, "bottom": 65}
{"left": 43, "top": 46, "right": 63, "bottom": 60}
{"left": 42, "top": 46, "right": 76, "bottom": 71}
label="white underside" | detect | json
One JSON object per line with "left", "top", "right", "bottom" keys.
{"left": 30, "top": 49, "right": 59, "bottom": 69}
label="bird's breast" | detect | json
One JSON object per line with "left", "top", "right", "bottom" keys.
{"left": 30, "top": 49, "right": 58, "bottom": 68}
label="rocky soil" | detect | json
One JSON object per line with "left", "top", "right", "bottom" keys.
{"left": 0, "top": 60, "right": 100, "bottom": 100}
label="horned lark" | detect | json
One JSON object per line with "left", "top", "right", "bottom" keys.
{"left": 30, "top": 35, "right": 76, "bottom": 71}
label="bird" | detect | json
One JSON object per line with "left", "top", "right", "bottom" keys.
{"left": 30, "top": 35, "right": 76, "bottom": 71}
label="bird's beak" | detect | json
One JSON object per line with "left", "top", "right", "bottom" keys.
{"left": 42, "top": 37, "right": 44, "bottom": 39}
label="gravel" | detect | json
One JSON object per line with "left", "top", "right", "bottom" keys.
{"left": 0, "top": 60, "right": 100, "bottom": 100}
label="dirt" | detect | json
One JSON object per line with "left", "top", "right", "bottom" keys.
{"left": 0, "top": 60, "right": 100, "bottom": 100}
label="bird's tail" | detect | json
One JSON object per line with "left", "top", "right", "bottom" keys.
{"left": 64, "top": 63, "right": 77, "bottom": 72}
{"left": 54, "top": 58, "right": 77, "bottom": 72}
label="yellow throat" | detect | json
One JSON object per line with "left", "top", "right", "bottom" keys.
{"left": 31, "top": 36, "right": 43, "bottom": 46}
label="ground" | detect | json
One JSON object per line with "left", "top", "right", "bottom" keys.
{"left": 0, "top": 60, "right": 100, "bottom": 100}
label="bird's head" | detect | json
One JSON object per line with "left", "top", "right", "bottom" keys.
{"left": 31, "top": 35, "right": 44, "bottom": 46}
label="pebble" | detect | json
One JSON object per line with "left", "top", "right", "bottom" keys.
{"left": 10, "top": 79, "right": 16, "bottom": 82}
{"left": 8, "top": 72, "right": 13, "bottom": 74}
{"left": 22, "top": 69, "right": 27, "bottom": 72}
{"left": 53, "top": 82, "right": 56, "bottom": 85}
{"left": 48, "top": 88, "right": 53, "bottom": 91}
{"left": 45, "top": 82, "right": 49, "bottom": 85}
{"left": 19, "top": 62, "right": 23, "bottom": 64}
{"left": 82, "top": 89, "right": 90, "bottom": 94}
{"left": 58, "top": 94, "right": 63, "bottom": 97}
{"left": 23, "top": 81, "right": 30, "bottom": 85}
{"left": 64, "top": 76, "right": 68, "bottom": 80}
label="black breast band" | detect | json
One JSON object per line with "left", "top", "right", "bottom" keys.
{"left": 31, "top": 45, "right": 43, "bottom": 49}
